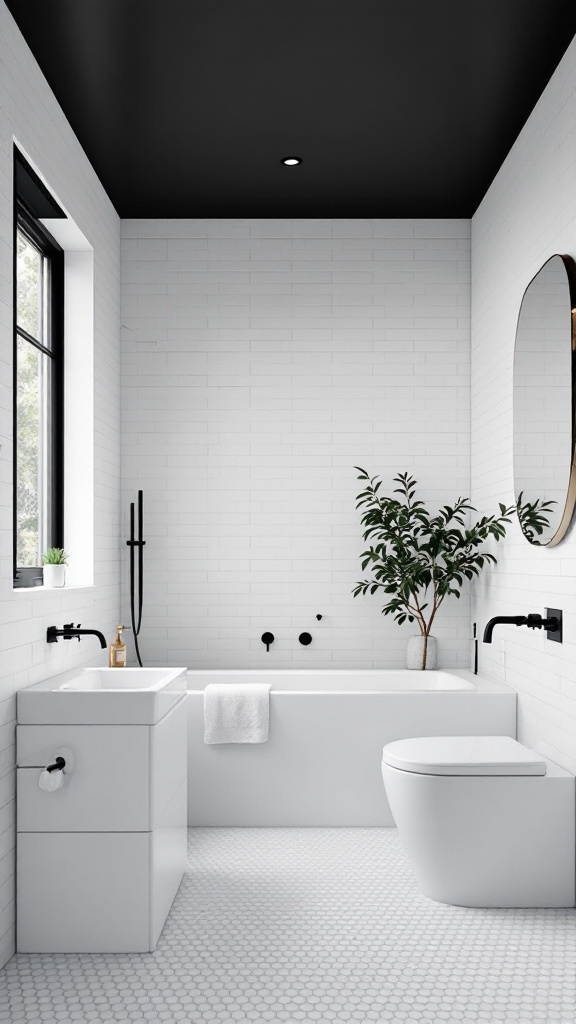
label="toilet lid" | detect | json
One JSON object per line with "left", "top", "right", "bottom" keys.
{"left": 382, "top": 736, "right": 547, "bottom": 776}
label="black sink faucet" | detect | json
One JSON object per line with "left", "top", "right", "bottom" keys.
{"left": 483, "top": 613, "right": 560, "bottom": 643}
{"left": 46, "top": 624, "right": 107, "bottom": 649}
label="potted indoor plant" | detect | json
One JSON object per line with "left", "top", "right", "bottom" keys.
{"left": 42, "top": 547, "right": 68, "bottom": 588}
{"left": 352, "top": 469, "right": 553, "bottom": 669}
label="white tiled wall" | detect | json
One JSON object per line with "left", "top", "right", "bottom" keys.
{"left": 471, "top": 38, "right": 576, "bottom": 773}
{"left": 0, "top": 3, "right": 121, "bottom": 966}
{"left": 122, "top": 219, "right": 471, "bottom": 669}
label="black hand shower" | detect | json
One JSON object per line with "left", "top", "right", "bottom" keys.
{"left": 126, "top": 490, "right": 145, "bottom": 667}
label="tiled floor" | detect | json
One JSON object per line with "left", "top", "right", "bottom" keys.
{"left": 0, "top": 828, "right": 575, "bottom": 1023}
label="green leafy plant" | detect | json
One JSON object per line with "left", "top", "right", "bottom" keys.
{"left": 352, "top": 469, "right": 553, "bottom": 669}
{"left": 41, "top": 547, "right": 68, "bottom": 565}
{"left": 516, "top": 491, "right": 557, "bottom": 544}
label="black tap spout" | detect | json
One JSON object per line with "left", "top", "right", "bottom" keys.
{"left": 483, "top": 613, "right": 559, "bottom": 643}
{"left": 483, "top": 616, "right": 528, "bottom": 643}
{"left": 47, "top": 625, "right": 107, "bottom": 649}
{"left": 67, "top": 629, "right": 107, "bottom": 649}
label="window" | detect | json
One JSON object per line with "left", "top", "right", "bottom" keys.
{"left": 14, "top": 154, "right": 65, "bottom": 587}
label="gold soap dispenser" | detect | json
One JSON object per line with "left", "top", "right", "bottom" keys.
{"left": 109, "top": 625, "right": 127, "bottom": 667}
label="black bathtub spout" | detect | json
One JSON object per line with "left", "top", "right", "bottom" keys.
{"left": 483, "top": 613, "right": 559, "bottom": 643}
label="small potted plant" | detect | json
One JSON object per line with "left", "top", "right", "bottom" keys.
{"left": 42, "top": 548, "right": 68, "bottom": 588}
{"left": 352, "top": 470, "right": 553, "bottom": 670}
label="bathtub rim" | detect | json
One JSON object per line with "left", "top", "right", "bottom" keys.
{"left": 185, "top": 668, "right": 512, "bottom": 696}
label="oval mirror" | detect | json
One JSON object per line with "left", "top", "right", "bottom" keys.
{"left": 513, "top": 254, "right": 576, "bottom": 546}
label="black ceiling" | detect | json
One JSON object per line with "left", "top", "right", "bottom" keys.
{"left": 6, "top": 0, "right": 576, "bottom": 218}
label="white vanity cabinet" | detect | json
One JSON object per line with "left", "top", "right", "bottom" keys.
{"left": 16, "top": 668, "right": 188, "bottom": 953}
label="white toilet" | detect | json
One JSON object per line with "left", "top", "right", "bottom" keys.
{"left": 382, "top": 735, "right": 575, "bottom": 908}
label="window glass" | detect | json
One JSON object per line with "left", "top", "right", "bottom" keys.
{"left": 17, "top": 230, "right": 43, "bottom": 342}
{"left": 16, "top": 335, "right": 50, "bottom": 566}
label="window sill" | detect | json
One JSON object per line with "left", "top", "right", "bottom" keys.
{"left": 12, "top": 584, "right": 96, "bottom": 594}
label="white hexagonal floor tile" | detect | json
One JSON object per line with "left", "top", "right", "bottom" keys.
{"left": 0, "top": 829, "right": 574, "bottom": 1023}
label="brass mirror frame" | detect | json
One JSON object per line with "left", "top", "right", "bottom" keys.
{"left": 513, "top": 253, "right": 576, "bottom": 547}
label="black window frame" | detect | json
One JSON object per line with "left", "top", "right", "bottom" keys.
{"left": 13, "top": 175, "right": 65, "bottom": 588}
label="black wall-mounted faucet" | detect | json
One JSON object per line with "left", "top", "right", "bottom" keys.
{"left": 47, "top": 624, "right": 107, "bottom": 649}
{"left": 483, "top": 613, "right": 561, "bottom": 644}
{"left": 261, "top": 632, "right": 274, "bottom": 652}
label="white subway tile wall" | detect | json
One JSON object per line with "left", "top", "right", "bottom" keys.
{"left": 121, "top": 219, "right": 471, "bottom": 670}
{"left": 471, "top": 38, "right": 576, "bottom": 774}
{"left": 0, "top": 4, "right": 121, "bottom": 967}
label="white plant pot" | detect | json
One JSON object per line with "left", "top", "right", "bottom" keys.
{"left": 406, "top": 634, "right": 437, "bottom": 670}
{"left": 43, "top": 564, "right": 66, "bottom": 588}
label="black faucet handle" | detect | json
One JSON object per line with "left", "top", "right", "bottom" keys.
{"left": 62, "top": 623, "right": 81, "bottom": 641}
{"left": 261, "top": 632, "right": 274, "bottom": 652}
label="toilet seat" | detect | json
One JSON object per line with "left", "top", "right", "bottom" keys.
{"left": 382, "top": 735, "right": 547, "bottom": 776}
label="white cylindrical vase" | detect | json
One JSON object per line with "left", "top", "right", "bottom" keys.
{"left": 406, "top": 634, "right": 437, "bottom": 670}
{"left": 43, "top": 564, "right": 66, "bottom": 588}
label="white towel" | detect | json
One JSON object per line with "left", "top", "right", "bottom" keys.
{"left": 204, "top": 683, "right": 272, "bottom": 744}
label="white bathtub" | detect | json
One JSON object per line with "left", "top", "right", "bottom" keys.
{"left": 187, "top": 669, "right": 516, "bottom": 826}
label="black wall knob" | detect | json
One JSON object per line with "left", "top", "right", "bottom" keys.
{"left": 299, "top": 632, "right": 312, "bottom": 646}
{"left": 261, "top": 632, "right": 275, "bottom": 652}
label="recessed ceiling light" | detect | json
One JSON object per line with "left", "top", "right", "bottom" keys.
{"left": 281, "top": 157, "right": 302, "bottom": 166}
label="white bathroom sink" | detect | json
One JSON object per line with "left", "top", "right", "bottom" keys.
{"left": 58, "top": 668, "right": 182, "bottom": 691}
{"left": 17, "top": 667, "right": 187, "bottom": 725}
